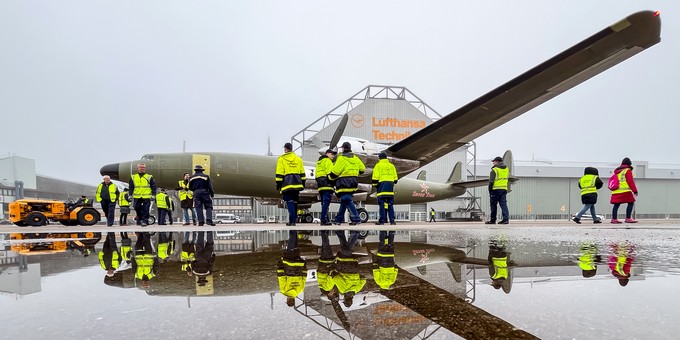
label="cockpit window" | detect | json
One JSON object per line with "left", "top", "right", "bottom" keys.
{"left": 141, "top": 154, "right": 155, "bottom": 160}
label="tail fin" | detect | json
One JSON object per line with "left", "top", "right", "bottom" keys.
{"left": 502, "top": 150, "right": 514, "bottom": 176}
{"left": 502, "top": 150, "right": 517, "bottom": 191}
{"left": 417, "top": 170, "right": 427, "bottom": 181}
{"left": 446, "top": 162, "right": 463, "bottom": 183}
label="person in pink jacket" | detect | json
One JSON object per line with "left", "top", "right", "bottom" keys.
{"left": 610, "top": 157, "right": 639, "bottom": 224}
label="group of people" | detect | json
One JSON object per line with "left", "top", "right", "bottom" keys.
{"left": 485, "top": 156, "right": 640, "bottom": 225}
{"left": 94, "top": 162, "right": 217, "bottom": 227}
{"left": 278, "top": 228, "right": 397, "bottom": 310}
{"left": 276, "top": 141, "right": 399, "bottom": 227}
{"left": 572, "top": 157, "right": 639, "bottom": 224}
{"left": 98, "top": 231, "right": 170, "bottom": 289}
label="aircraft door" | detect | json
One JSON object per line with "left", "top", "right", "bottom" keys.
{"left": 193, "top": 154, "right": 211, "bottom": 176}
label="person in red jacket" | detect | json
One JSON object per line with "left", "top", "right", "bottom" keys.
{"left": 610, "top": 157, "right": 639, "bottom": 224}
{"left": 608, "top": 242, "right": 635, "bottom": 287}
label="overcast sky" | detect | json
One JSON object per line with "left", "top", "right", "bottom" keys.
{"left": 1, "top": 1, "right": 678, "bottom": 185}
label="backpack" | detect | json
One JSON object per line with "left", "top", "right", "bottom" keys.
{"left": 608, "top": 173, "right": 620, "bottom": 191}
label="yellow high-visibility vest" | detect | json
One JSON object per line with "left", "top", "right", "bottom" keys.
{"left": 611, "top": 169, "right": 633, "bottom": 195}
{"left": 178, "top": 180, "right": 193, "bottom": 200}
{"left": 132, "top": 173, "right": 153, "bottom": 199}
{"left": 579, "top": 174, "right": 598, "bottom": 195}
{"left": 96, "top": 183, "right": 118, "bottom": 202}
{"left": 492, "top": 167, "right": 509, "bottom": 191}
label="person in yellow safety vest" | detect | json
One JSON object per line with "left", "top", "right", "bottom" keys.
{"left": 608, "top": 242, "right": 635, "bottom": 287}
{"left": 317, "top": 230, "right": 337, "bottom": 298}
{"left": 373, "top": 230, "right": 398, "bottom": 290}
{"left": 157, "top": 232, "right": 175, "bottom": 262}
{"left": 486, "top": 156, "right": 510, "bottom": 225}
{"left": 176, "top": 173, "right": 197, "bottom": 226}
{"left": 373, "top": 152, "right": 398, "bottom": 225}
{"left": 167, "top": 194, "right": 175, "bottom": 225}
{"left": 429, "top": 208, "right": 436, "bottom": 223}
{"left": 181, "top": 239, "right": 196, "bottom": 276}
{"left": 579, "top": 242, "right": 602, "bottom": 278}
{"left": 118, "top": 188, "right": 131, "bottom": 226}
{"left": 120, "top": 232, "right": 132, "bottom": 262}
{"left": 99, "top": 232, "right": 120, "bottom": 278}
{"left": 128, "top": 163, "right": 157, "bottom": 226}
{"left": 155, "top": 189, "right": 172, "bottom": 225}
{"left": 276, "top": 142, "right": 306, "bottom": 226}
{"left": 277, "top": 243, "right": 307, "bottom": 307}
{"left": 333, "top": 250, "right": 366, "bottom": 308}
{"left": 329, "top": 142, "right": 366, "bottom": 226}
{"left": 296, "top": 209, "right": 305, "bottom": 223}
{"left": 75, "top": 195, "right": 91, "bottom": 207}
{"left": 488, "top": 239, "right": 511, "bottom": 294}
{"left": 610, "top": 157, "right": 639, "bottom": 224}
{"left": 316, "top": 148, "right": 337, "bottom": 226}
{"left": 131, "top": 232, "right": 158, "bottom": 289}
{"left": 189, "top": 165, "right": 215, "bottom": 226}
{"left": 96, "top": 175, "right": 120, "bottom": 227}
{"left": 573, "top": 167, "right": 604, "bottom": 224}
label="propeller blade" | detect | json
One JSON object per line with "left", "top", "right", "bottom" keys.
{"left": 329, "top": 114, "right": 349, "bottom": 149}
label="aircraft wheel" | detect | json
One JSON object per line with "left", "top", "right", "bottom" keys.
{"left": 303, "top": 214, "right": 314, "bottom": 223}
{"left": 358, "top": 230, "right": 369, "bottom": 239}
{"left": 26, "top": 212, "right": 47, "bottom": 227}
{"left": 358, "top": 208, "right": 369, "bottom": 223}
{"left": 148, "top": 216, "right": 156, "bottom": 225}
{"left": 77, "top": 208, "right": 100, "bottom": 226}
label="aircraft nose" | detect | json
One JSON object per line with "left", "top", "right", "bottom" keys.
{"left": 100, "top": 163, "right": 120, "bottom": 180}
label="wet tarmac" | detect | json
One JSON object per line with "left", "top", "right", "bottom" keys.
{"left": 1, "top": 223, "right": 679, "bottom": 339}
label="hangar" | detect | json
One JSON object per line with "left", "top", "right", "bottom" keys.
{"left": 253, "top": 85, "right": 473, "bottom": 222}
{"left": 250, "top": 85, "right": 680, "bottom": 223}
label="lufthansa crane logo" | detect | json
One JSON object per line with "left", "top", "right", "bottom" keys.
{"left": 350, "top": 114, "right": 365, "bottom": 128}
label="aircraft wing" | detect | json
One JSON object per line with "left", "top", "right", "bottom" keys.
{"left": 386, "top": 11, "right": 660, "bottom": 165}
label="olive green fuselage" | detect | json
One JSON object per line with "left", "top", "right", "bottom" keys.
{"left": 102, "top": 152, "right": 466, "bottom": 205}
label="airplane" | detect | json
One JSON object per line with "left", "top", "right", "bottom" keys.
{"left": 100, "top": 11, "right": 661, "bottom": 222}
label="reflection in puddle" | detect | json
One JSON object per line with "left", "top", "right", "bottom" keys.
{"left": 2, "top": 228, "right": 680, "bottom": 339}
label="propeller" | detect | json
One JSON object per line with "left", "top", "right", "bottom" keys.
{"left": 329, "top": 114, "right": 348, "bottom": 150}
{"left": 315, "top": 113, "right": 349, "bottom": 155}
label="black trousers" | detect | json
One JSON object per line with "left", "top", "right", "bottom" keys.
{"left": 100, "top": 200, "right": 116, "bottom": 226}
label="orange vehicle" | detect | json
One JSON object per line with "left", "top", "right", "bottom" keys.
{"left": 10, "top": 232, "right": 102, "bottom": 255}
{"left": 8, "top": 199, "right": 100, "bottom": 226}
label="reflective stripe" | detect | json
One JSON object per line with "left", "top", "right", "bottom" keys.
{"left": 579, "top": 174, "right": 598, "bottom": 195}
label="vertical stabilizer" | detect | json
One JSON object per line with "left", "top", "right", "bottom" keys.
{"left": 446, "top": 162, "right": 463, "bottom": 183}
{"left": 502, "top": 150, "right": 515, "bottom": 191}
{"left": 502, "top": 150, "right": 514, "bottom": 176}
